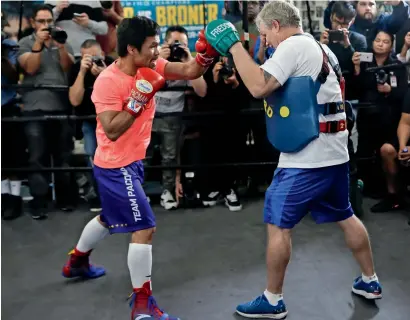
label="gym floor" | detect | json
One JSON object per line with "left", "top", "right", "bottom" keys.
{"left": 2, "top": 198, "right": 409, "bottom": 320}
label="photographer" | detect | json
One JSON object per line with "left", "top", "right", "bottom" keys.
{"left": 69, "top": 39, "right": 113, "bottom": 212}
{"left": 320, "top": 1, "right": 367, "bottom": 100}
{"left": 324, "top": 1, "right": 409, "bottom": 50}
{"left": 352, "top": 30, "right": 408, "bottom": 211}
{"left": 17, "top": 5, "right": 75, "bottom": 219}
{"left": 1, "top": 11, "right": 26, "bottom": 220}
{"left": 191, "top": 57, "right": 250, "bottom": 211}
{"left": 151, "top": 26, "right": 206, "bottom": 210}
{"left": 371, "top": 89, "right": 410, "bottom": 212}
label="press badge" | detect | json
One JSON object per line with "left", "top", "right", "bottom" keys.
{"left": 390, "top": 72, "right": 397, "bottom": 88}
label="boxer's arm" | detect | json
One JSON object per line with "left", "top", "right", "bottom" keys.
{"left": 229, "top": 42, "right": 281, "bottom": 98}
{"left": 98, "top": 110, "right": 135, "bottom": 142}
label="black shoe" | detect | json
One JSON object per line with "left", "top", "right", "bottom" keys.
{"left": 30, "top": 197, "right": 48, "bottom": 220}
{"left": 31, "top": 209, "right": 48, "bottom": 220}
{"left": 89, "top": 197, "right": 102, "bottom": 213}
{"left": 2, "top": 194, "right": 23, "bottom": 220}
{"left": 371, "top": 194, "right": 406, "bottom": 213}
{"left": 202, "top": 191, "right": 220, "bottom": 207}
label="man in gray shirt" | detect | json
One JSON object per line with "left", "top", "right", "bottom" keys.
{"left": 18, "top": 4, "right": 74, "bottom": 219}
{"left": 152, "top": 26, "right": 207, "bottom": 210}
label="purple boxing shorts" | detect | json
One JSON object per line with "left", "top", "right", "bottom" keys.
{"left": 93, "top": 161, "right": 155, "bottom": 234}
{"left": 264, "top": 162, "right": 354, "bottom": 229}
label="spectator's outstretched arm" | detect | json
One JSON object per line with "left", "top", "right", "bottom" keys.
{"left": 102, "top": 1, "right": 124, "bottom": 25}
{"left": 87, "top": 20, "right": 108, "bottom": 35}
{"left": 379, "top": 1, "right": 409, "bottom": 34}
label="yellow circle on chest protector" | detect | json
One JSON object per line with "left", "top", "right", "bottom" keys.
{"left": 279, "top": 106, "right": 290, "bottom": 118}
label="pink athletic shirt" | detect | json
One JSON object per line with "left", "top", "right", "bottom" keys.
{"left": 91, "top": 58, "right": 168, "bottom": 169}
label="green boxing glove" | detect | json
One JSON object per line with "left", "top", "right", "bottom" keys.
{"left": 205, "top": 19, "right": 241, "bottom": 56}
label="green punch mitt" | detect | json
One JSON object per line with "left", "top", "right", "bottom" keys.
{"left": 205, "top": 19, "right": 241, "bottom": 56}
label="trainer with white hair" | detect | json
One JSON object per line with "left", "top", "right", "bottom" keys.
{"left": 203, "top": 1, "right": 383, "bottom": 319}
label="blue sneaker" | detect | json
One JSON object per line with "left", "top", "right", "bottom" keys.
{"left": 236, "top": 294, "right": 288, "bottom": 319}
{"left": 352, "top": 276, "right": 382, "bottom": 299}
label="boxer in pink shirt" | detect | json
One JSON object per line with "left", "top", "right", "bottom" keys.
{"left": 61, "top": 16, "right": 217, "bottom": 320}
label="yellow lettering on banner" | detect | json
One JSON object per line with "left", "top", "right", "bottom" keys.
{"left": 188, "top": 5, "right": 199, "bottom": 24}
{"left": 178, "top": 6, "right": 187, "bottom": 25}
{"left": 199, "top": 5, "right": 204, "bottom": 24}
{"left": 123, "top": 7, "right": 134, "bottom": 18}
{"left": 208, "top": 4, "right": 218, "bottom": 22}
{"left": 156, "top": 7, "right": 166, "bottom": 26}
{"left": 167, "top": 6, "right": 177, "bottom": 25}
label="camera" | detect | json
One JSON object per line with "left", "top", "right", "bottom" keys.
{"left": 376, "top": 69, "right": 388, "bottom": 85}
{"left": 43, "top": 27, "right": 67, "bottom": 44}
{"left": 328, "top": 30, "right": 344, "bottom": 42}
{"left": 168, "top": 40, "right": 188, "bottom": 62}
{"left": 100, "top": 1, "right": 113, "bottom": 9}
{"left": 92, "top": 56, "right": 105, "bottom": 67}
{"left": 219, "top": 54, "right": 235, "bottom": 80}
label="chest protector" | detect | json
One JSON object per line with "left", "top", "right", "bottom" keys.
{"left": 264, "top": 76, "right": 322, "bottom": 153}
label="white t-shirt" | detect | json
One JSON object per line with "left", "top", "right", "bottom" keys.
{"left": 261, "top": 33, "right": 349, "bottom": 169}
{"left": 155, "top": 79, "right": 188, "bottom": 113}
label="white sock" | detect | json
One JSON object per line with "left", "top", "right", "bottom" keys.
{"left": 128, "top": 243, "right": 152, "bottom": 289}
{"left": 1, "top": 179, "right": 10, "bottom": 194}
{"left": 10, "top": 180, "right": 21, "bottom": 196}
{"left": 76, "top": 216, "right": 110, "bottom": 253}
{"left": 362, "top": 273, "right": 378, "bottom": 283}
{"left": 264, "top": 289, "right": 283, "bottom": 306}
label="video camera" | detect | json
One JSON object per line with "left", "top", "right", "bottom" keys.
{"left": 168, "top": 40, "right": 188, "bottom": 62}
{"left": 43, "top": 27, "right": 67, "bottom": 44}
{"left": 219, "top": 54, "right": 235, "bottom": 81}
{"left": 375, "top": 69, "right": 388, "bottom": 85}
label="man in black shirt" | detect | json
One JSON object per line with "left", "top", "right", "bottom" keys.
{"left": 68, "top": 39, "right": 114, "bottom": 211}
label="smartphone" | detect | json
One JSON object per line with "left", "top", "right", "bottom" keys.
{"left": 328, "top": 30, "right": 344, "bottom": 42}
{"left": 73, "top": 13, "right": 82, "bottom": 17}
{"left": 359, "top": 52, "right": 373, "bottom": 63}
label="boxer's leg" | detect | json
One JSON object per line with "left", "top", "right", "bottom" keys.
{"left": 311, "top": 162, "right": 381, "bottom": 300}
{"left": 119, "top": 162, "right": 180, "bottom": 320}
{"left": 62, "top": 215, "right": 109, "bottom": 279}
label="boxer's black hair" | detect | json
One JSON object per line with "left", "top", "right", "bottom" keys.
{"left": 117, "top": 16, "right": 159, "bottom": 57}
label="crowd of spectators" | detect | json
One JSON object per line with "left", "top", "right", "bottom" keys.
{"left": 1, "top": 0, "right": 410, "bottom": 221}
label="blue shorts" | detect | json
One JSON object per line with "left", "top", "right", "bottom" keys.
{"left": 93, "top": 161, "right": 155, "bottom": 234}
{"left": 264, "top": 162, "right": 354, "bottom": 229}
